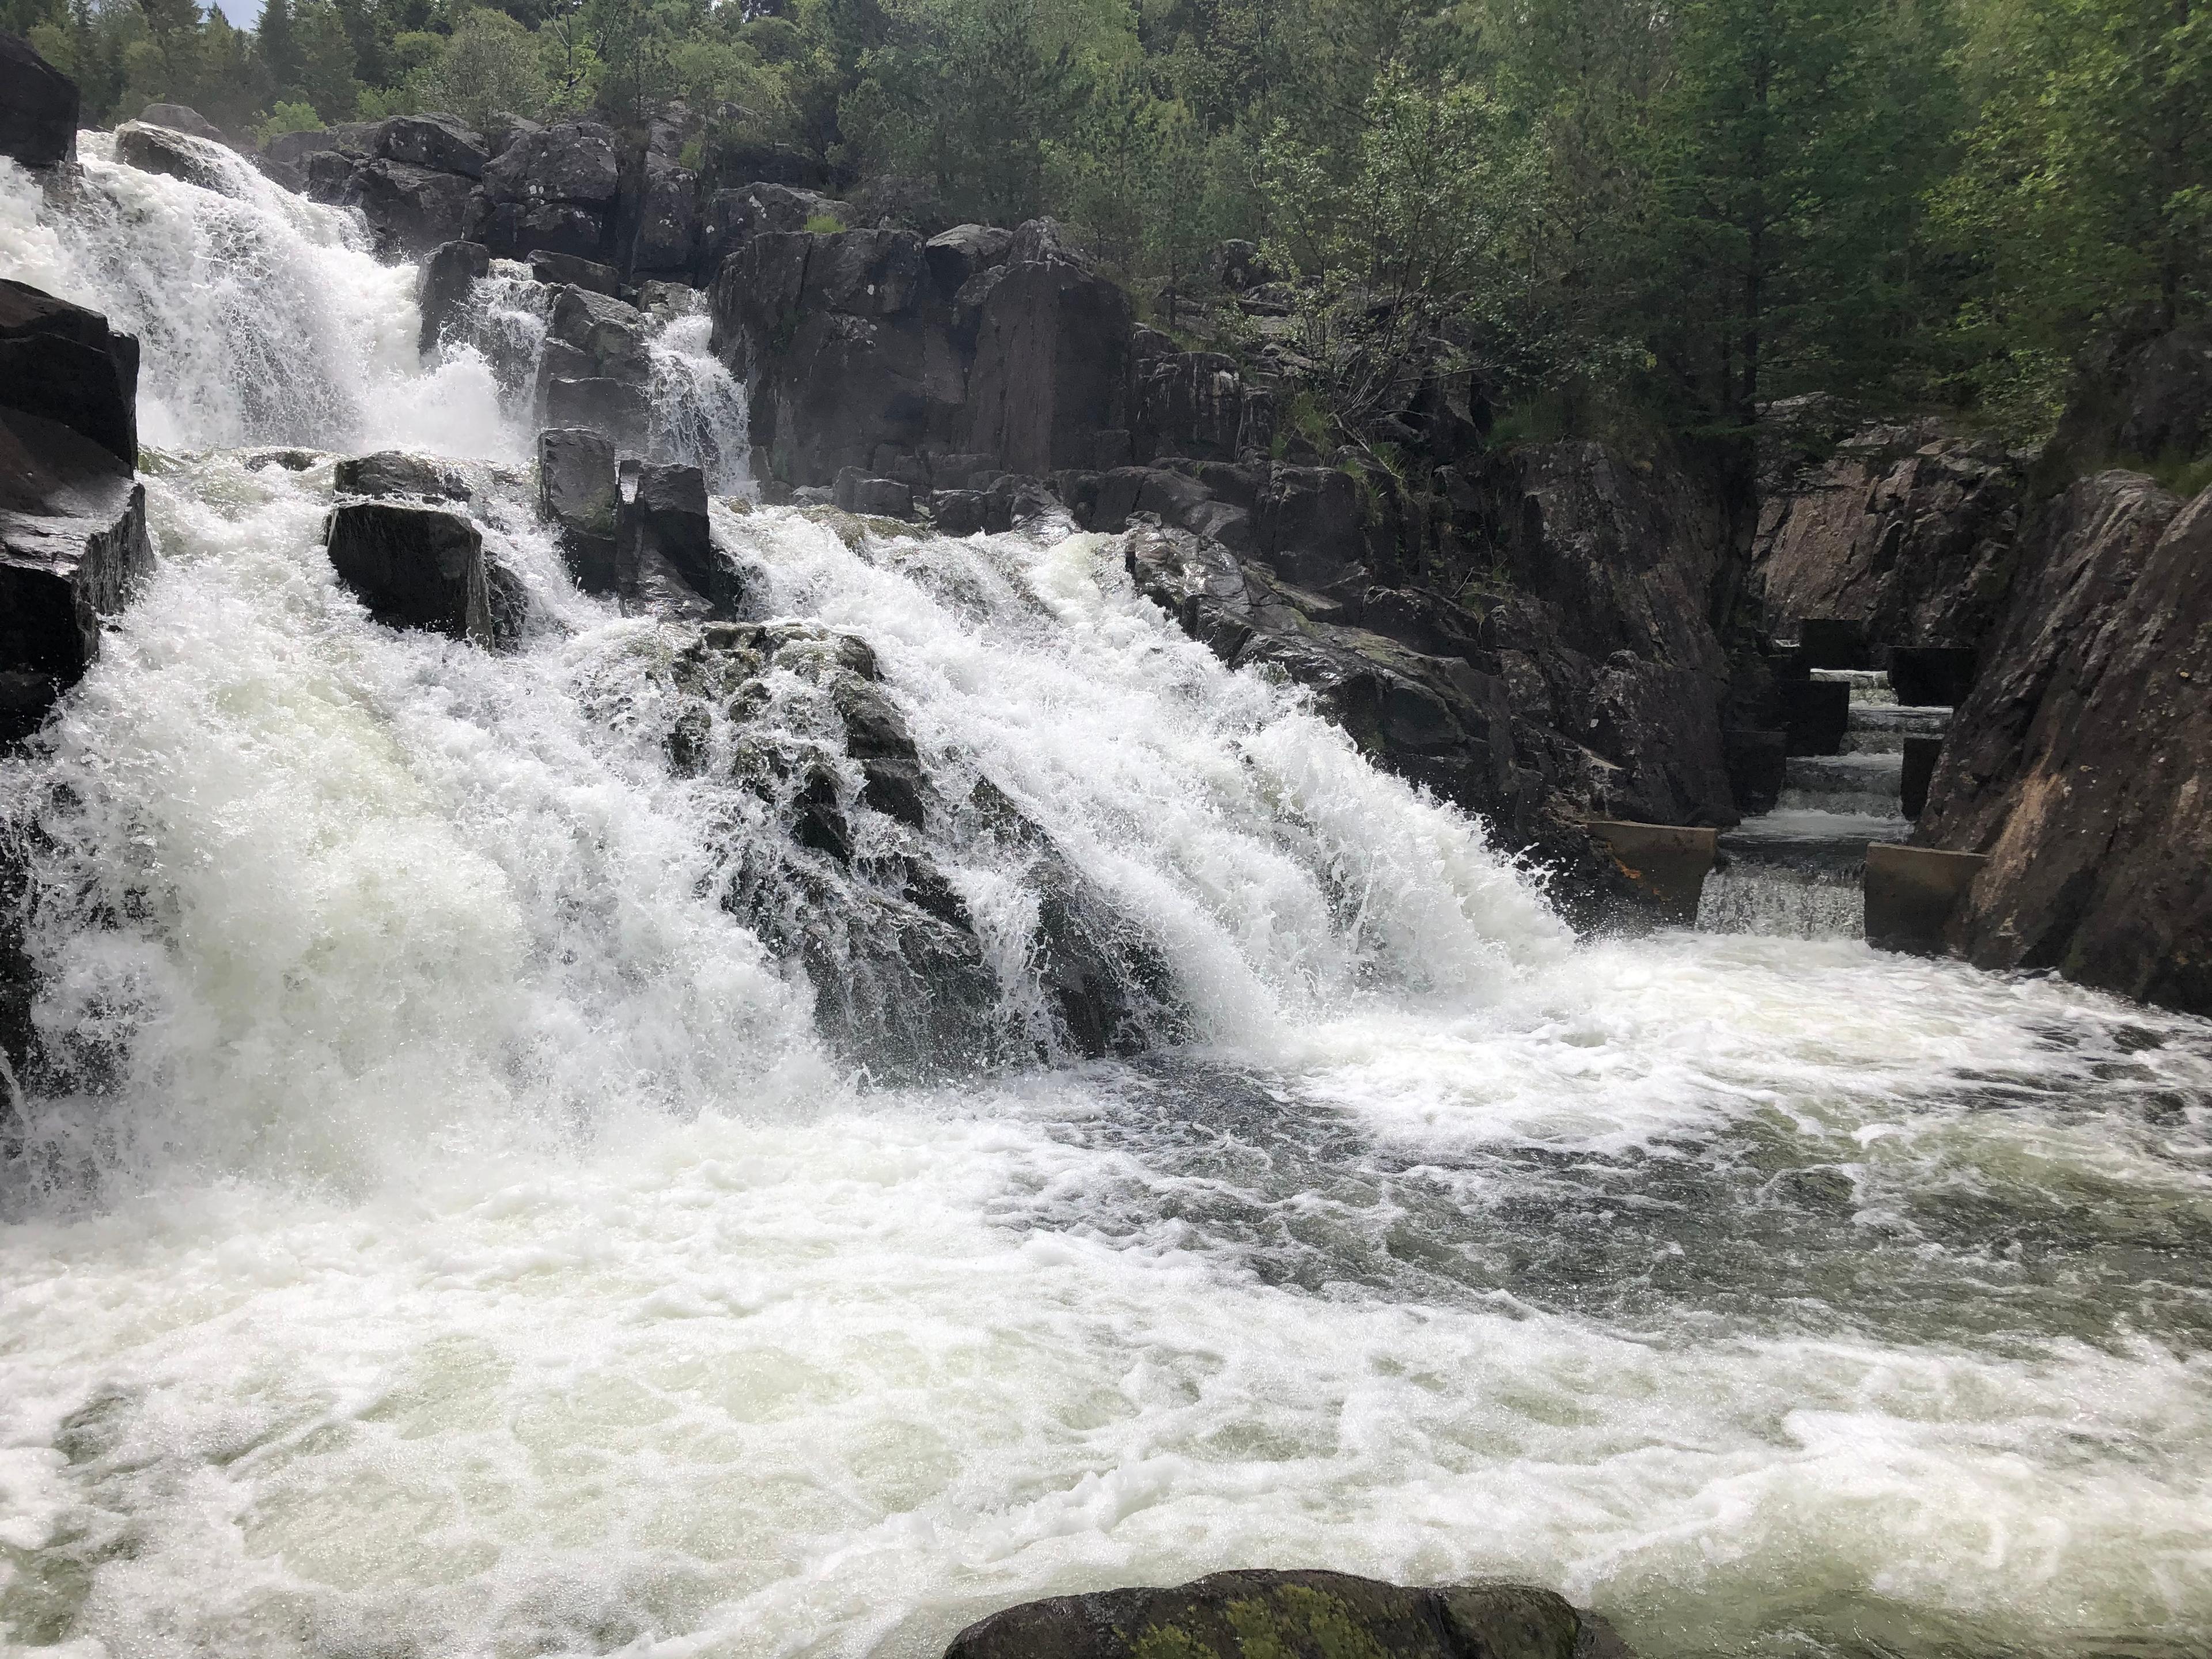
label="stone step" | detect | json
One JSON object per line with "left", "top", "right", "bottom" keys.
{"left": 1721, "top": 808, "right": 1910, "bottom": 874}
{"left": 1812, "top": 667, "right": 1894, "bottom": 706}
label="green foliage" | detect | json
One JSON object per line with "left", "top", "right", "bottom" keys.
{"left": 253, "top": 97, "right": 323, "bottom": 140}
{"left": 44, "top": 0, "right": 2206, "bottom": 453}
{"left": 802, "top": 210, "right": 844, "bottom": 232}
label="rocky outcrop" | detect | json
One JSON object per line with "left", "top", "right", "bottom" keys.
{"left": 942, "top": 1571, "right": 1630, "bottom": 1659}
{"left": 642, "top": 619, "right": 1182, "bottom": 1077}
{"left": 1, "top": 32, "right": 77, "bottom": 168}
{"left": 1916, "top": 471, "right": 2210, "bottom": 1013}
{"left": 535, "top": 283, "right": 654, "bottom": 447}
{"left": 1124, "top": 524, "right": 1634, "bottom": 923}
{"left": 964, "top": 239, "right": 1134, "bottom": 476}
{"left": 1, "top": 281, "right": 151, "bottom": 748}
{"left": 1754, "top": 418, "right": 2027, "bottom": 652}
{"left": 468, "top": 119, "right": 622, "bottom": 262}
{"left": 1467, "top": 442, "right": 1737, "bottom": 827}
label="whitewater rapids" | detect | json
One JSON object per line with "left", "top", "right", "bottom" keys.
{"left": 1, "top": 138, "right": 2209, "bottom": 1659}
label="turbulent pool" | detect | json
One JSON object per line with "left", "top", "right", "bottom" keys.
{"left": 2, "top": 137, "right": 2209, "bottom": 1659}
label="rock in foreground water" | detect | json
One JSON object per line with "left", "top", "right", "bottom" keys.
{"left": 943, "top": 1571, "right": 1632, "bottom": 1659}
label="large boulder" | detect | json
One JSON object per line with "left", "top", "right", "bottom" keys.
{"left": 137, "top": 102, "right": 226, "bottom": 143}
{"left": 1755, "top": 419, "right": 2026, "bottom": 651}
{"left": 324, "top": 499, "right": 495, "bottom": 645}
{"left": 964, "top": 231, "right": 1133, "bottom": 476}
{"left": 922, "top": 223, "right": 1012, "bottom": 297}
{"left": 343, "top": 158, "right": 476, "bottom": 255}
{"left": 113, "top": 119, "right": 240, "bottom": 193}
{"left": 1, "top": 32, "right": 77, "bottom": 168}
{"left": 1917, "top": 471, "right": 2211, "bottom": 1013}
{"left": 539, "top": 426, "right": 618, "bottom": 593}
{"left": 0, "top": 278, "right": 139, "bottom": 467}
{"left": 695, "top": 181, "right": 853, "bottom": 281}
{"left": 480, "top": 120, "right": 622, "bottom": 208}
{"left": 374, "top": 112, "right": 486, "bottom": 179}
{"left": 942, "top": 1571, "right": 1630, "bottom": 1659}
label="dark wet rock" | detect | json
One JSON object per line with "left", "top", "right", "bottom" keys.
{"left": 932, "top": 490, "right": 988, "bottom": 536}
{"left": 1755, "top": 419, "right": 2027, "bottom": 652}
{"left": 618, "top": 459, "right": 730, "bottom": 615}
{"left": 418, "top": 240, "right": 489, "bottom": 357}
{"left": 0, "top": 278, "right": 139, "bottom": 468}
{"left": 374, "top": 112, "right": 486, "bottom": 179}
{"left": 834, "top": 469, "right": 914, "bottom": 519}
{"left": 343, "top": 158, "right": 476, "bottom": 256}
{"left": 468, "top": 197, "right": 609, "bottom": 262}
{"left": 641, "top": 622, "right": 1183, "bottom": 1076}
{"left": 543, "top": 376, "right": 649, "bottom": 450}
{"left": 1, "top": 414, "right": 151, "bottom": 745}
{"left": 1, "top": 32, "right": 77, "bottom": 169}
{"left": 112, "top": 119, "right": 236, "bottom": 192}
{"left": 965, "top": 240, "right": 1133, "bottom": 476}
{"left": 1252, "top": 464, "right": 1363, "bottom": 586}
{"left": 539, "top": 426, "right": 618, "bottom": 593}
{"left": 324, "top": 499, "right": 494, "bottom": 645}
{"left": 482, "top": 112, "right": 540, "bottom": 158}
{"left": 1918, "top": 471, "right": 2211, "bottom": 1014}
{"left": 480, "top": 120, "right": 622, "bottom": 208}
{"left": 549, "top": 285, "right": 650, "bottom": 381}
{"left": 942, "top": 1570, "right": 1631, "bottom": 1659}
{"left": 334, "top": 449, "right": 471, "bottom": 503}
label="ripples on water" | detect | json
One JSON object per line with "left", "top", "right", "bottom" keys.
{"left": 1, "top": 143, "right": 2209, "bottom": 1659}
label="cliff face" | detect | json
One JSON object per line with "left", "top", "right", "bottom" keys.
{"left": 1753, "top": 416, "right": 2027, "bottom": 652}
{"left": 1917, "top": 472, "right": 2211, "bottom": 1014}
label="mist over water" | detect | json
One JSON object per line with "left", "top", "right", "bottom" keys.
{"left": 3, "top": 145, "right": 2211, "bottom": 1659}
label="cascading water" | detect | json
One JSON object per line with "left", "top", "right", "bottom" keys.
{"left": 3, "top": 141, "right": 2211, "bottom": 1659}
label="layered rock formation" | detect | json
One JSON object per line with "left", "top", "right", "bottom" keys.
{"left": 1916, "top": 472, "right": 2210, "bottom": 1014}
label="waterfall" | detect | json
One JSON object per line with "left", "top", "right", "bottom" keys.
{"left": 3, "top": 138, "right": 2212, "bottom": 1659}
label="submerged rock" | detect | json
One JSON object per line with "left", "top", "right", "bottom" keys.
{"left": 942, "top": 1571, "right": 1632, "bottom": 1659}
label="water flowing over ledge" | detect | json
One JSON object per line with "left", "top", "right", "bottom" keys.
{"left": 1, "top": 140, "right": 2211, "bottom": 1659}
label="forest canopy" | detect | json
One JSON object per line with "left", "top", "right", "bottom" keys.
{"left": 11, "top": 0, "right": 2206, "bottom": 445}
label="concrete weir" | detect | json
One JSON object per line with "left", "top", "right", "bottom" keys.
{"left": 1865, "top": 843, "right": 1988, "bottom": 955}
{"left": 1584, "top": 820, "right": 1719, "bottom": 925}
